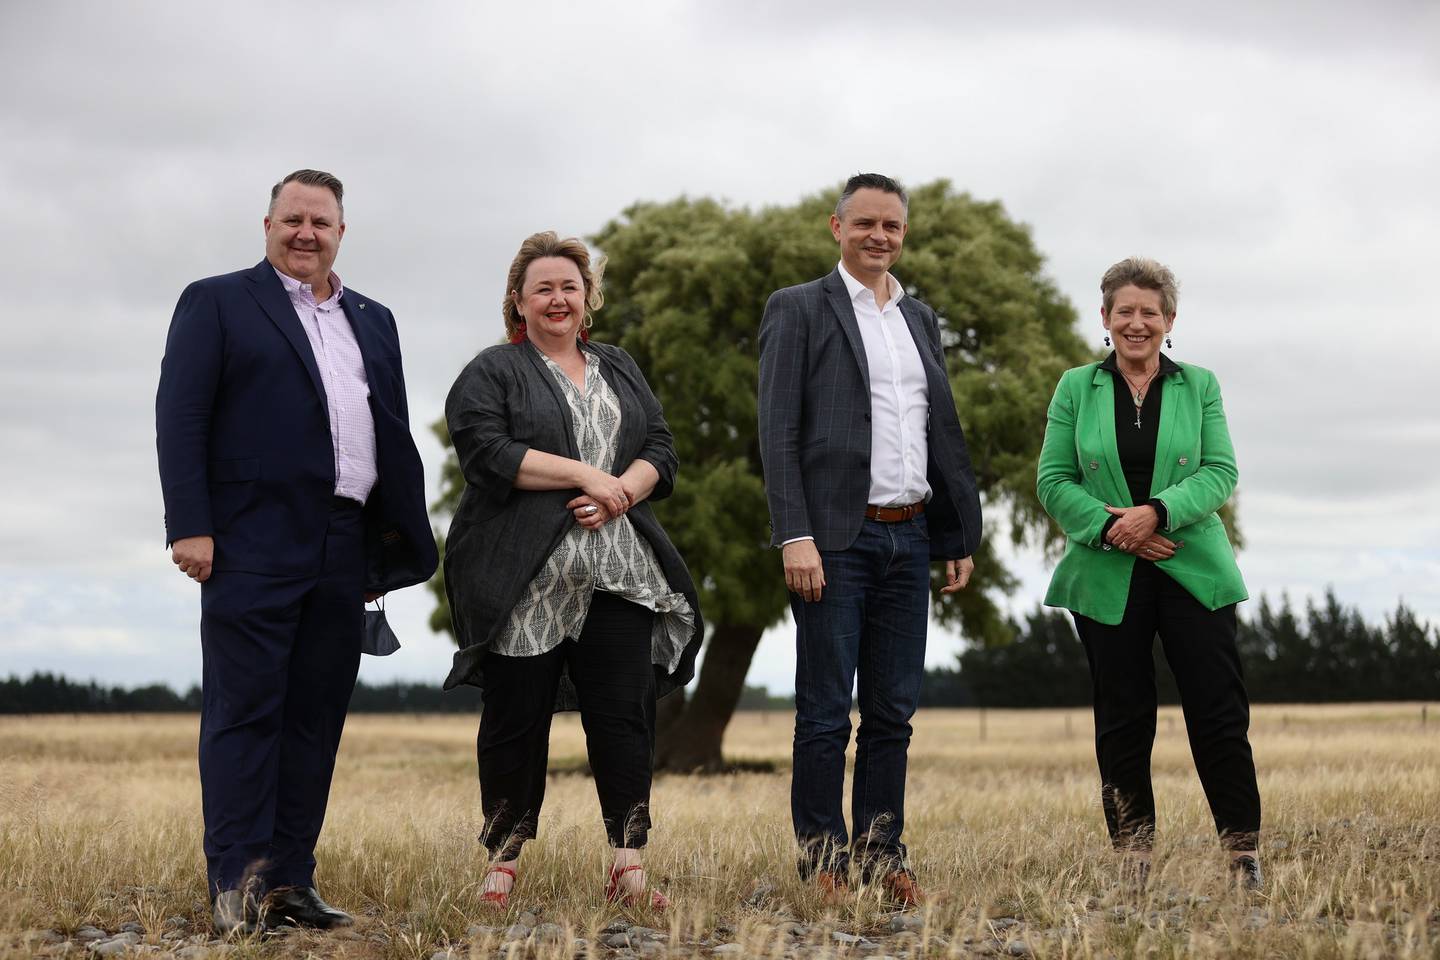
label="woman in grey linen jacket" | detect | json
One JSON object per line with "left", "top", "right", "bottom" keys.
{"left": 442, "top": 232, "right": 703, "bottom": 911}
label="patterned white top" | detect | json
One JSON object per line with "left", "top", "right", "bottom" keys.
{"left": 493, "top": 347, "right": 694, "bottom": 671}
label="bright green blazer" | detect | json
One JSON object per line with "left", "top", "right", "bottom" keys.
{"left": 1037, "top": 360, "right": 1247, "bottom": 625}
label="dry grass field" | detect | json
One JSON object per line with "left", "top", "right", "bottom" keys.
{"left": 2, "top": 704, "right": 1437, "bottom": 959}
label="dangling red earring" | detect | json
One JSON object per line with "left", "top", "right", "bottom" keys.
{"left": 510, "top": 320, "right": 528, "bottom": 344}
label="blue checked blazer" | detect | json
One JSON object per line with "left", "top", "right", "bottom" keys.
{"left": 757, "top": 267, "right": 983, "bottom": 561}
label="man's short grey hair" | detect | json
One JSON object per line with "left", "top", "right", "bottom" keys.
{"left": 1101, "top": 256, "right": 1180, "bottom": 317}
{"left": 268, "top": 169, "right": 345, "bottom": 220}
{"left": 834, "top": 173, "right": 909, "bottom": 221}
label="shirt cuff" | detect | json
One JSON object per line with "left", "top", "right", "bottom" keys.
{"left": 781, "top": 536, "right": 815, "bottom": 547}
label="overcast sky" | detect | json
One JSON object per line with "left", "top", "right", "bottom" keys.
{"left": 2, "top": 1, "right": 1437, "bottom": 696}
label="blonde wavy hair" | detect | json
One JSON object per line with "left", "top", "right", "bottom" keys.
{"left": 504, "top": 232, "right": 605, "bottom": 343}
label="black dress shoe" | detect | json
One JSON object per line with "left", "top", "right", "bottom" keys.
{"left": 212, "top": 889, "right": 260, "bottom": 936}
{"left": 1230, "top": 855, "right": 1263, "bottom": 891}
{"left": 264, "top": 886, "right": 355, "bottom": 929}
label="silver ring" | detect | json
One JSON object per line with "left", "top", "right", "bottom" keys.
{"left": 584, "top": 504, "right": 598, "bottom": 515}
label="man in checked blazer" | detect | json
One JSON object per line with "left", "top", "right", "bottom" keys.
{"left": 758, "top": 173, "right": 983, "bottom": 905}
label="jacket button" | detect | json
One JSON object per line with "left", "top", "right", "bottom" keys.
{"left": 1178, "top": 457, "right": 1188, "bottom": 465}
{"left": 1088, "top": 460, "right": 1099, "bottom": 470}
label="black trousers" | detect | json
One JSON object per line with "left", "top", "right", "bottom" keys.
{"left": 1072, "top": 560, "right": 1261, "bottom": 852}
{"left": 197, "top": 497, "right": 364, "bottom": 897}
{"left": 476, "top": 590, "right": 657, "bottom": 859}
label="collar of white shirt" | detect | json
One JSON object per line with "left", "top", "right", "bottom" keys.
{"left": 273, "top": 266, "right": 345, "bottom": 306}
{"left": 837, "top": 260, "right": 903, "bottom": 313}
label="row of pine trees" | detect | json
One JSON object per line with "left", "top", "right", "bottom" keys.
{"left": 3, "top": 591, "right": 1435, "bottom": 713}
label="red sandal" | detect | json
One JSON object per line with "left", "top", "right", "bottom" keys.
{"left": 606, "top": 863, "right": 669, "bottom": 911}
{"left": 479, "top": 865, "right": 516, "bottom": 909}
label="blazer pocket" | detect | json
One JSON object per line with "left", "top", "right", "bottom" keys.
{"left": 209, "top": 458, "right": 259, "bottom": 483}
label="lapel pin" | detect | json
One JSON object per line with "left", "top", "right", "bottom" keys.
{"left": 359, "top": 302, "right": 367, "bottom": 309}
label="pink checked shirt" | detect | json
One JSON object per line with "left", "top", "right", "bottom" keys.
{"left": 274, "top": 268, "right": 378, "bottom": 505}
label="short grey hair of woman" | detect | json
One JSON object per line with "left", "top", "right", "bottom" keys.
{"left": 1101, "top": 256, "right": 1180, "bottom": 317}
{"left": 504, "top": 232, "right": 605, "bottom": 343}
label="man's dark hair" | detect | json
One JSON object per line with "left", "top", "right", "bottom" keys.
{"left": 834, "top": 173, "right": 908, "bottom": 221}
{"left": 268, "top": 169, "right": 345, "bottom": 219}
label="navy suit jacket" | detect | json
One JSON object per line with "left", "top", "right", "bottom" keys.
{"left": 156, "top": 260, "right": 437, "bottom": 594}
{"left": 757, "top": 267, "right": 983, "bottom": 561}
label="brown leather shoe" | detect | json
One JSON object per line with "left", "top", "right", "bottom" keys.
{"left": 880, "top": 868, "right": 925, "bottom": 907}
{"left": 815, "top": 869, "right": 850, "bottom": 905}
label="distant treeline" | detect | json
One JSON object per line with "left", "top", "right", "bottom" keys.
{"left": 922, "top": 590, "right": 1440, "bottom": 708}
{"left": 0, "top": 675, "right": 483, "bottom": 715}
{"left": 0, "top": 673, "right": 791, "bottom": 715}
{"left": 4, "top": 591, "right": 1433, "bottom": 714}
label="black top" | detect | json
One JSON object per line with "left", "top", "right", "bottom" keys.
{"left": 1100, "top": 351, "right": 1181, "bottom": 537}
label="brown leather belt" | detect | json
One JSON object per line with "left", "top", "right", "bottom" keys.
{"left": 865, "top": 500, "right": 925, "bottom": 522}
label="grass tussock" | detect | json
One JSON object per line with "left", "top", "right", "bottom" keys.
{"left": 1, "top": 704, "right": 1438, "bottom": 958}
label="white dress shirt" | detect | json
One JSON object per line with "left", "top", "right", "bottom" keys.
{"left": 782, "top": 263, "right": 931, "bottom": 547}
{"left": 837, "top": 261, "right": 931, "bottom": 507}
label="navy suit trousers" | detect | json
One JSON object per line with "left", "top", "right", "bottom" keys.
{"left": 198, "top": 498, "right": 364, "bottom": 897}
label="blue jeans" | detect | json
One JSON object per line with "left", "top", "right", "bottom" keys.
{"left": 791, "top": 514, "right": 930, "bottom": 878}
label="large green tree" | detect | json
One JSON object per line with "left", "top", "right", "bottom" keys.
{"left": 428, "top": 180, "right": 1092, "bottom": 770}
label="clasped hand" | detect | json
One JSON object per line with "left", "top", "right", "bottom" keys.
{"left": 567, "top": 467, "right": 634, "bottom": 531}
{"left": 1104, "top": 505, "right": 1181, "bottom": 560}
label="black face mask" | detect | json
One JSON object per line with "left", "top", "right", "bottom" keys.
{"left": 362, "top": 604, "right": 401, "bottom": 657}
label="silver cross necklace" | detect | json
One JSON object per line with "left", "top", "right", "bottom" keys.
{"left": 1119, "top": 366, "right": 1160, "bottom": 429}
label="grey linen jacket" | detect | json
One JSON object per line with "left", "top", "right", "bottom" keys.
{"left": 441, "top": 339, "right": 703, "bottom": 705}
{"left": 757, "top": 267, "right": 983, "bottom": 561}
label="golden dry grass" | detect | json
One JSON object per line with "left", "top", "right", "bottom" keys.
{"left": 2, "top": 704, "right": 1438, "bottom": 958}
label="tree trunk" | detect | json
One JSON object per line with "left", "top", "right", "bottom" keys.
{"left": 654, "top": 621, "right": 765, "bottom": 772}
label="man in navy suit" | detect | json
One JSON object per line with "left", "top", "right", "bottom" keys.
{"left": 156, "top": 169, "right": 437, "bottom": 934}
{"left": 758, "top": 173, "right": 983, "bottom": 906}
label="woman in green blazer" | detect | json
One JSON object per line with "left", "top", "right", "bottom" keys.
{"left": 1037, "top": 257, "right": 1261, "bottom": 891}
